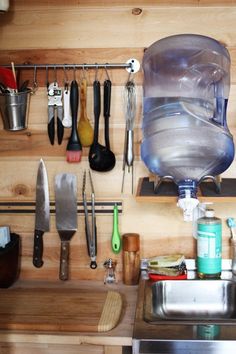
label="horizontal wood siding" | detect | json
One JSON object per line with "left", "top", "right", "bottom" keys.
{"left": 0, "top": 1, "right": 235, "bottom": 283}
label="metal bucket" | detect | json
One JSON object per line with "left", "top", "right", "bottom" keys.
{"left": 0, "top": 89, "right": 31, "bottom": 131}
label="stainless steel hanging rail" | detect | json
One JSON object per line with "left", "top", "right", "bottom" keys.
{"left": 2, "top": 63, "right": 129, "bottom": 69}
{"left": 1, "top": 59, "right": 140, "bottom": 73}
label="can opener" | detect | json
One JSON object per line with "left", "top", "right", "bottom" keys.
{"left": 47, "top": 82, "right": 64, "bottom": 145}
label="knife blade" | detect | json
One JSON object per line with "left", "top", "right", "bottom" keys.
{"left": 33, "top": 159, "right": 50, "bottom": 268}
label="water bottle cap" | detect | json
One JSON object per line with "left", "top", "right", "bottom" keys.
{"left": 205, "top": 209, "right": 215, "bottom": 218}
{"left": 177, "top": 197, "right": 199, "bottom": 221}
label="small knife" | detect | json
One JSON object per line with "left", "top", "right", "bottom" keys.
{"left": 33, "top": 159, "right": 50, "bottom": 268}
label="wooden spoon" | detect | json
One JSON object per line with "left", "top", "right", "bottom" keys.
{"left": 78, "top": 78, "right": 94, "bottom": 147}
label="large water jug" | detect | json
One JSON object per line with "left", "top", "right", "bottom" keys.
{"left": 141, "top": 34, "right": 235, "bottom": 221}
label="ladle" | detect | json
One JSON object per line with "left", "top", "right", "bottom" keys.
{"left": 89, "top": 80, "right": 116, "bottom": 172}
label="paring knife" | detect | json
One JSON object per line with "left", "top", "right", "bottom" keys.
{"left": 33, "top": 159, "right": 50, "bottom": 268}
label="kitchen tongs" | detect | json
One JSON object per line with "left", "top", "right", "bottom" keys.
{"left": 82, "top": 170, "right": 97, "bottom": 269}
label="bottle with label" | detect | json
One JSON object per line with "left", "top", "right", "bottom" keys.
{"left": 197, "top": 209, "right": 222, "bottom": 279}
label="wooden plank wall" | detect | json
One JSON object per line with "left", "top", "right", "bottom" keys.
{"left": 1, "top": 0, "right": 236, "bottom": 281}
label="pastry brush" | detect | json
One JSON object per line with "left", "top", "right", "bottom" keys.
{"left": 66, "top": 80, "right": 82, "bottom": 163}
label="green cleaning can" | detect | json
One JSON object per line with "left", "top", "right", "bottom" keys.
{"left": 197, "top": 209, "right": 222, "bottom": 279}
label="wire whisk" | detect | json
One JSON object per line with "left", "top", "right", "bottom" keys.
{"left": 121, "top": 78, "right": 137, "bottom": 194}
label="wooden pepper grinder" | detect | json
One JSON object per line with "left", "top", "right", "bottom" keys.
{"left": 122, "top": 233, "right": 140, "bottom": 285}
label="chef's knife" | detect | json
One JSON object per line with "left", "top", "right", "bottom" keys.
{"left": 33, "top": 159, "right": 50, "bottom": 268}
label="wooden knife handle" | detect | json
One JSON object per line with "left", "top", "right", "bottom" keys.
{"left": 33, "top": 229, "right": 44, "bottom": 268}
{"left": 59, "top": 240, "right": 69, "bottom": 281}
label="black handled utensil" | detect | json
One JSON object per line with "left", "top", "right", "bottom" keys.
{"left": 33, "top": 159, "right": 50, "bottom": 268}
{"left": 47, "top": 82, "right": 64, "bottom": 145}
{"left": 89, "top": 80, "right": 115, "bottom": 172}
{"left": 66, "top": 80, "right": 82, "bottom": 162}
{"left": 104, "top": 79, "right": 112, "bottom": 150}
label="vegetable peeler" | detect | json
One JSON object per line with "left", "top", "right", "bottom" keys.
{"left": 82, "top": 170, "right": 97, "bottom": 269}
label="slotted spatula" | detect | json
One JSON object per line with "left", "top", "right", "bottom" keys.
{"left": 55, "top": 173, "right": 77, "bottom": 281}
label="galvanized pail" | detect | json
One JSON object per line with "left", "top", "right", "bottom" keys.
{"left": 0, "top": 89, "right": 31, "bottom": 131}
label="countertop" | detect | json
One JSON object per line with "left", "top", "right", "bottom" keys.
{"left": 2, "top": 260, "right": 236, "bottom": 353}
{"left": 0, "top": 280, "right": 138, "bottom": 347}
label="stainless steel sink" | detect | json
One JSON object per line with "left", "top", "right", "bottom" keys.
{"left": 133, "top": 262, "right": 236, "bottom": 354}
{"left": 144, "top": 279, "right": 236, "bottom": 323}
{"left": 152, "top": 279, "right": 236, "bottom": 320}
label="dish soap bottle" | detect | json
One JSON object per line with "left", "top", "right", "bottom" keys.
{"left": 197, "top": 209, "right": 222, "bottom": 279}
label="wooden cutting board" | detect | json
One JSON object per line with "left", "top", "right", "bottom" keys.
{"left": 0, "top": 288, "right": 122, "bottom": 332}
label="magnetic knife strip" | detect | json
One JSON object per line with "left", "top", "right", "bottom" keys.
{"left": 0, "top": 201, "right": 122, "bottom": 215}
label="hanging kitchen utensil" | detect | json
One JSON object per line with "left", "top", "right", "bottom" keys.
{"left": 111, "top": 204, "right": 121, "bottom": 254}
{"left": 33, "top": 159, "right": 50, "bottom": 268}
{"left": 82, "top": 169, "right": 97, "bottom": 269}
{"left": 62, "top": 67, "right": 72, "bottom": 128}
{"left": 47, "top": 67, "right": 64, "bottom": 145}
{"left": 66, "top": 75, "right": 83, "bottom": 163}
{"left": 78, "top": 75, "right": 94, "bottom": 147}
{"left": 89, "top": 77, "right": 115, "bottom": 172}
{"left": 32, "top": 65, "right": 38, "bottom": 94}
{"left": 55, "top": 173, "right": 77, "bottom": 281}
{"left": 62, "top": 83, "right": 72, "bottom": 128}
{"left": 104, "top": 76, "right": 116, "bottom": 163}
{"left": 121, "top": 78, "right": 136, "bottom": 194}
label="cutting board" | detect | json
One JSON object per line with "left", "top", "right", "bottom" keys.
{"left": 0, "top": 288, "right": 122, "bottom": 332}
